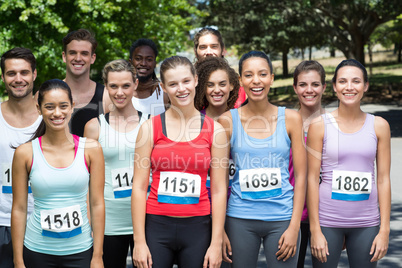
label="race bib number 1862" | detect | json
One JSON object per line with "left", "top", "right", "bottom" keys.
{"left": 331, "top": 170, "right": 372, "bottom": 201}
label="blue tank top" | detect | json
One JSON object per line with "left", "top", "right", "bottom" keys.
{"left": 99, "top": 113, "right": 148, "bottom": 235}
{"left": 24, "top": 136, "right": 92, "bottom": 255}
{"left": 227, "top": 107, "right": 294, "bottom": 221}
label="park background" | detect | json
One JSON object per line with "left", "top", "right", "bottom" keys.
{"left": 1, "top": 0, "right": 401, "bottom": 106}
{"left": 1, "top": 1, "right": 402, "bottom": 267}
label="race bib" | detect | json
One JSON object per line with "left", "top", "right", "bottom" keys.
{"left": 332, "top": 170, "right": 372, "bottom": 201}
{"left": 111, "top": 167, "right": 133, "bottom": 198}
{"left": 2, "top": 163, "right": 32, "bottom": 194}
{"left": 40, "top": 205, "right": 83, "bottom": 238}
{"left": 239, "top": 168, "right": 282, "bottom": 199}
{"left": 206, "top": 159, "right": 235, "bottom": 188}
{"left": 158, "top": 172, "right": 201, "bottom": 204}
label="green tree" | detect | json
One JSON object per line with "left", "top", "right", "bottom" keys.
{"left": 204, "top": 0, "right": 327, "bottom": 77}
{"left": 0, "top": 0, "right": 201, "bottom": 95}
{"left": 308, "top": 0, "right": 402, "bottom": 65}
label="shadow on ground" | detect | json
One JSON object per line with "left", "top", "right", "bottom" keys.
{"left": 373, "top": 109, "right": 402, "bottom": 138}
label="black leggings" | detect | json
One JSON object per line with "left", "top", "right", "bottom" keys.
{"left": 297, "top": 221, "right": 310, "bottom": 268}
{"left": 145, "top": 214, "right": 211, "bottom": 268}
{"left": 103, "top": 234, "right": 134, "bottom": 268}
{"left": 23, "top": 246, "right": 92, "bottom": 268}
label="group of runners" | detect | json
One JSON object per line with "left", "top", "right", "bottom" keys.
{"left": 0, "top": 26, "right": 391, "bottom": 268}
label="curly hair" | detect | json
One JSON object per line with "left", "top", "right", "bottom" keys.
{"left": 195, "top": 57, "right": 239, "bottom": 111}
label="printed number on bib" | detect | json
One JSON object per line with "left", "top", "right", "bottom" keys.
{"left": 111, "top": 167, "right": 133, "bottom": 198}
{"left": 239, "top": 168, "right": 282, "bottom": 199}
{"left": 158, "top": 171, "right": 201, "bottom": 204}
{"left": 206, "top": 159, "right": 235, "bottom": 188}
{"left": 332, "top": 170, "right": 372, "bottom": 201}
{"left": 2, "top": 163, "right": 32, "bottom": 194}
{"left": 40, "top": 205, "right": 83, "bottom": 238}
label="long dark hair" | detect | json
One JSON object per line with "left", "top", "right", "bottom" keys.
{"left": 29, "top": 79, "right": 73, "bottom": 142}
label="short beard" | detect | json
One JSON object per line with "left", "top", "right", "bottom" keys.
{"left": 7, "top": 86, "right": 33, "bottom": 99}
{"left": 137, "top": 73, "right": 154, "bottom": 83}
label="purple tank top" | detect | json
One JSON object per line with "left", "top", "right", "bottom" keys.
{"left": 319, "top": 113, "right": 379, "bottom": 227}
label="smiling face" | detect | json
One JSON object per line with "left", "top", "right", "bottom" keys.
{"left": 62, "top": 40, "right": 96, "bottom": 78}
{"left": 195, "top": 34, "right": 224, "bottom": 60}
{"left": 38, "top": 89, "right": 73, "bottom": 131}
{"left": 293, "top": 70, "right": 325, "bottom": 109}
{"left": 1, "top": 58, "right": 37, "bottom": 99}
{"left": 333, "top": 66, "right": 368, "bottom": 105}
{"left": 161, "top": 64, "right": 197, "bottom": 108}
{"left": 240, "top": 57, "right": 274, "bottom": 101}
{"left": 106, "top": 71, "right": 138, "bottom": 109}
{"left": 205, "top": 69, "right": 233, "bottom": 110}
{"left": 130, "top": 46, "right": 156, "bottom": 82}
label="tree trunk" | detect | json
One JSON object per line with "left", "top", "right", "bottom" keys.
{"left": 309, "top": 46, "right": 313, "bottom": 60}
{"left": 398, "top": 41, "right": 402, "bottom": 63}
{"left": 301, "top": 48, "right": 305, "bottom": 60}
{"left": 353, "top": 35, "right": 366, "bottom": 65}
{"left": 330, "top": 48, "right": 335, "bottom": 57}
{"left": 282, "top": 50, "right": 289, "bottom": 78}
{"left": 368, "top": 43, "right": 373, "bottom": 76}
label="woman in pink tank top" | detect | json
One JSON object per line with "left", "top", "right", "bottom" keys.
{"left": 307, "top": 59, "right": 391, "bottom": 267}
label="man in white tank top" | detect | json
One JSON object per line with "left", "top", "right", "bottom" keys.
{"left": 129, "top": 38, "right": 169, "bottom": 115}
{"left": 0, "top": 47, "right": 42, "bottom": 267}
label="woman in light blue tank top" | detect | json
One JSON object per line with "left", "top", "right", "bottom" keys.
{"left": 307, "top": 59, "right": 391, "bottom": 267}
{"left": 11, "top": 79, "right": 105, "bottom": 268}
{"left": 218, "top": 51, "right": 307, "bottom": 267}
{"left": 84, "top": 59, "right": 148, "bottom": 268}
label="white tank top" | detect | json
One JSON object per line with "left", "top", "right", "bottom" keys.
{"left": 132, "top": 84, "right": 166, "bottom": 115}
{"left": 0, "top": 103, "right": 42, "bottom": 226}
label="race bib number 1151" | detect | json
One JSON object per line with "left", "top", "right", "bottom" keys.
{"left": 158, "top": 172, "right": 201, "bottom": 204}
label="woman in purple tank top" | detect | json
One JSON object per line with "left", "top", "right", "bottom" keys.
{"left": 307, "top": 59, "right": 391, "bottom": 267}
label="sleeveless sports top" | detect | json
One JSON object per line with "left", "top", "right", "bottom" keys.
{"left": 70, "top": 82, "right": 104, "bottom": 137}
{"left": 319, "top": 113, "right": 379, "bottom": 227}
{"left": 146, "top": 113, "right": 213, "bottom": 216}
{"left": 132, "top": 84, "right": 165, "bottom": 115}
{"left": 99, "top": 112, "right": 148, "bottom": 235}
{"left": 24, "top": 136, "right": 92, "bottom": 255}
{"left": 227, "top": 107, "right": 294, "bottom": 221}
{"left": 0, "top": 105, "right": 41, "bottom": 226}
